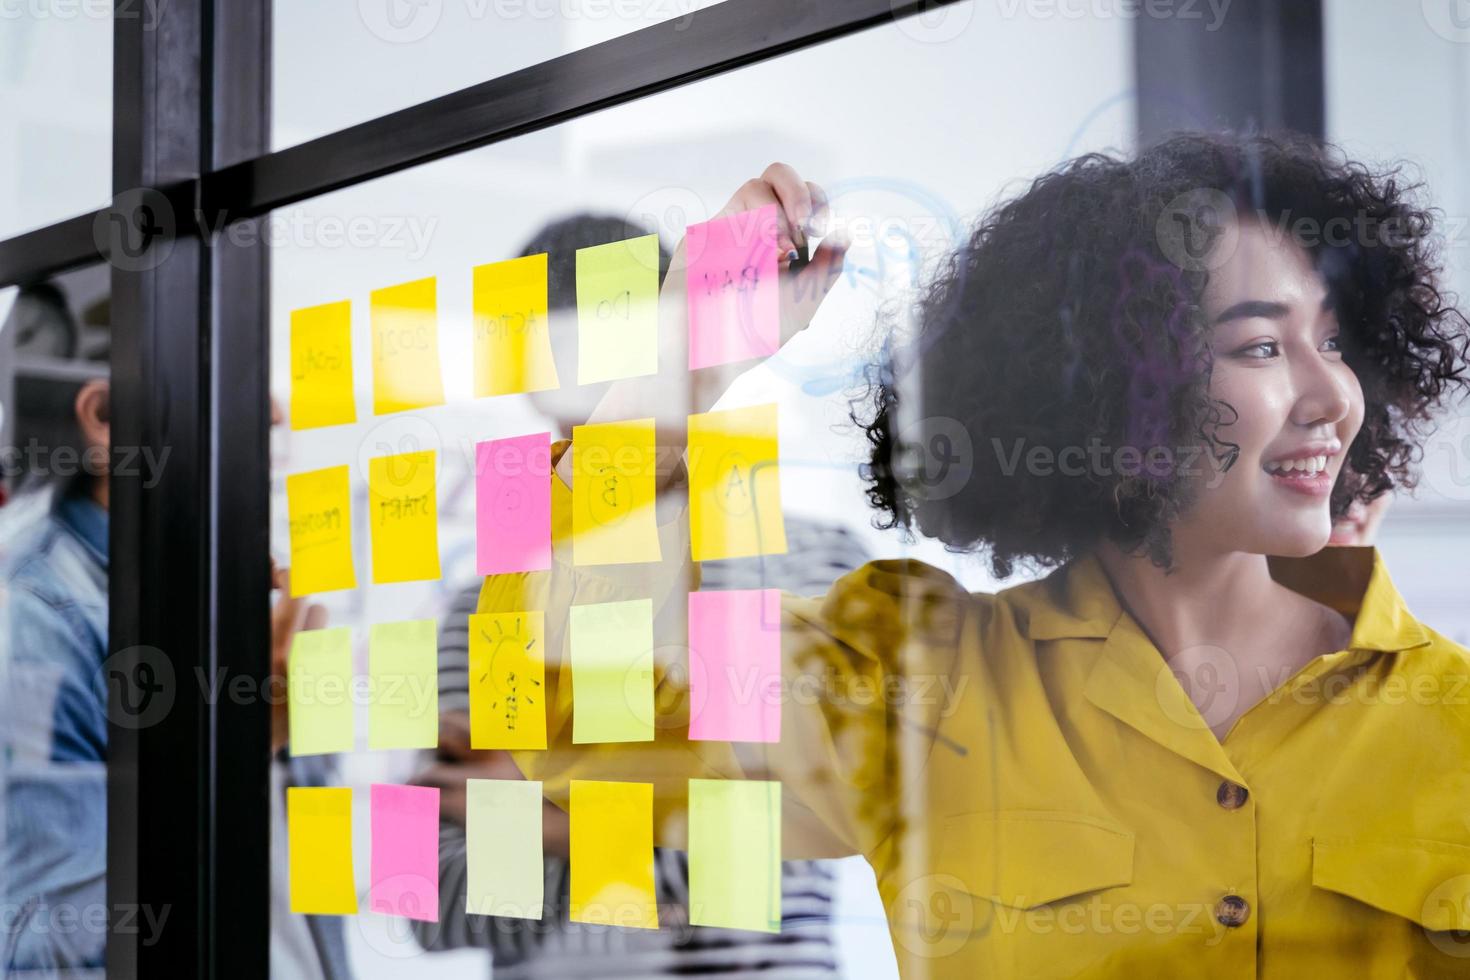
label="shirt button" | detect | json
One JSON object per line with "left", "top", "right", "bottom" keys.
{"left": 1215, "top": 894, "right": 1251, "bottom": 927}
{"left": 1216, "top": 780, "right": 1249, "bottom": 810}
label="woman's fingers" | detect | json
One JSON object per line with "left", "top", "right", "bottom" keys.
{"left": 761, "top": 162, "right": 814, "bottom": 253}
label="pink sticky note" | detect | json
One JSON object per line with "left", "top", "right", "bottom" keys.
{"left": 476, "top": 432, "right": 553, "bottom": 575}
{"left": 687, "top": 589, "right": 782, "bottom": 743}
{"left": 686, "top": 204, "right": 781, "bottom": 370}
{"left": 369, "top": 783, "right": 440, "bottom": 921}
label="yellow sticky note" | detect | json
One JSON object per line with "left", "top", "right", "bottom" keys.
{"left": 570, "top": 780, "right": 658, "bottom": 929}
{"left": 570, "top": 418, "right": 661, "bottom": 566}
{"left": 473, "top": 253, "right": 559, "bottom": 397}
{"left": 688, "top": 403, "right": 787, "bottom": 561}
{"left": 286, "top": 465, "right": 357, "bottom": 597}
{"left": 466, "top": 779, "right": 544, "bottom": 919}
{"left": 368, "top": 619, "right": 439, "bottom": 750}
{"left": 569, "top": 599, "right": 654, "bottom": 744}
{"left": 575, "top": 234, "right": 660, "bottom": 384}
{"left": 288, "top": 786, "right": 359, "bottom": 915}
{"left": 468, "top": 611, "right": 547, "bottom": 750}
{"left": 368, "top": 450, "right": 441, "bottom": 584}
{"left": 290, "top": 300, "right": 357, "bottom": 430}
{"left": 371, "top": 276, "right": 445, "bottom": 414}
{"left": 288, "top": 626, "right": 355, "bottom": 756}
{"left": 689, "top": 779, "right": 781, "bottom": 933}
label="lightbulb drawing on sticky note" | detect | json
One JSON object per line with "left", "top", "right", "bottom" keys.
{"left": 688, "top": 589, "right": 781, "bottom": 743}
{"left": 688, "top": 403, "right": 787, "bottom": 561}
{"left": 371, "top": 276, "right": 445, "bottom": 415}
{"left": 575, "top": 234, "right": 660, "bottom": 384}
{"left": 368, "top": 449, "right": 441, "bottom": 584}
{"left": 468, "top": 611, "right": 547, "bottom": 751}
{"left": 569, "top": 779, "right": 658, "bottom": 930}
{"left": 689, "top": 779, "right": 781, "bottom": 933}
{"left": 290, "top": 299, "right": 357, "bottom": 430}
{"left": 286, "top": 464, "right": 357, "bottom": 596}
{"left": 288, "top": 786, "right": 358, "bottom": 915}
{"left": 686, "top": 204, "right": 781, "bottom": 370}
{"left": 473, "top": 253, "right": 560, "bottom": 397}
{"left": 569, "top": 599, "right": 654, "bottom": 744}
{"left": 570, "top": 418, "right": 661, "bottom": 566}
{"left": 476, "top": 432, "right": 553, "bottom": 576}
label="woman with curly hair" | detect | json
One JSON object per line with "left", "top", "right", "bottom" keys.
{"left": 476, "top": 132, "right": 1470, "bottom": 978}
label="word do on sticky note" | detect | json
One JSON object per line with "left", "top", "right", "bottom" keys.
{"left": 289, "top": 786, "right": 358, "bottom": 915}
{"left": 576, "top": 234, "right": 660, "bottom": 384}
{"left": 689, "top": 779, "right": 781, "bottom": 933}
{"left": 686, "top": 204, "right": 781, "bottom": 370}
{"left": 286, "top": 464, "right": 357, "bottom": 597}
{"left": 569, "top": 599, "right": 654, "bottom": 744}
{"left": 288, "top": 626, "right": 355, "bottom": 757}
{"left": 290, "top": 299, "right": 357, "bottom": 430}
{"left": 476, "top": 432, "right": 553, "bottom": 576}
{"left": 473, "top": 253, "right": 560, "bottom": 397}
{"left": 466, "top": 779, "right": 544, "bottom": 920}
{"left": 371, "top": 276, "right": 445, "bottom": 415}
{"left": 688, "top": 403, "right": 787, "bottom": 561}
{"left": 570, "top": 418, "right": 661, "bottom": 566}
{"left": 370, "top": 783, "right": 440, "bottom": 922}
{"left": 368, "top": 619, "right": 439, "bottom": 751}
{"left": 369, "top": 449, "right": 441, "bottom": 584}
{"left": 570, "top": 780, "right": 658, "bottom": 930}
{"left": 688, "top": 589, "right": 781, "bottom": 743}
{"left": 469, "top": 611, "right": 547, "bottom": 751}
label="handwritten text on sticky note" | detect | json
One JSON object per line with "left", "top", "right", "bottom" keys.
{"left": 686, "top": 204, "right": 780, "bottom": 370}
{"left": 576, "top": 234, "right": 660, "bottom": 384}
{"left": 369, "top": 450, "right": 441, "bottom": 584}
{"left": 290, "top": 299, "right": 357, "bottom": 430}
{"left": 688, "top": 403, "right": 787, "bottom": 561}
{"left": 286, "top": 465, "right": 356, "bottom": 597}
{"left": 469, "top": 611, "right": 547, "bottom": 751}
{"left": 570, "top": 418, "right": 661, "bottom": 566}
{"left": 371, "top": 276, "right": 445, "bottom": 415}
{"left": 473, "top": 253, "right": 560, "bottom": 397}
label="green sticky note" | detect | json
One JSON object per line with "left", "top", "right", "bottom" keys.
{"left": 466, "top": 779, "right": 544, "bottom": 920}
{"left": 575, "top": 234, "right": 660, "bottom": 384}
{"left": 368, "top": 619, "right": 439, "bottom": 750}
{"left": 288, "top": 627, "right": 355, "bottom": 757}
{"left": 569, "top": 599, "right": 654, "bottom": 744}
{"left": 689, "top": 779, "right": 781, "bottom": 933}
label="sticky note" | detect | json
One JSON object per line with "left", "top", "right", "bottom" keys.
{"left": 473, "top": 253, "right": 560, "bottom": 397}
{"left": 369, "top": 783, "right": 440, "bottom": 921}
{"left": 288, "top": 787, "right": 358, "bottom": 914}
{"left": 689, "top": 779, "right": 781, "bottom": 932}
{"left": 285, "top": 465, "right": 356, "bottom": 596}
{"left": 688, "top": 589, "right": 781, "bottom": 743}
{"left": 368, "top": 619, "right": 438, "bottom": 750}
{"left": 368, "top": 449, "right": 441, "bottom": 584}
{"left": 570, "top": 418, "right": 661, "bottom": 566}
{"left": 288, "top": 626, "right": 355, "bottom": 756}
{"left": 569, "top": 780, "right": 658, "bottom": 929}
{"left": 575, "top": 234, "right": 660, "bottom": 384}
{"left": 476, "top": 432, "right": 553, "bottom": 575}
{"left": 371, "top": 276, "right": 445, "bottom": 414}
{"left": 686, "top": 204, "right": 781, "bottom": 370}
{"left": 688, "top": 403, "right": 787, "bottom": 561}
{"left": 466, "top": 779, "right": 544, "bottom": 919}
{"left": 290, "top": 300, "right": 357, "bottom": 430}
{"left": 468, "top": 611, "right": 547, "bottom": 750}
{"left": 570, "top": 599, "right": 654, "bottom": 744}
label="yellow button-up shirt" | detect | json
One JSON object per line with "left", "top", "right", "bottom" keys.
{"left": 483, "top": 442, "right": 1470, "bottom": 978}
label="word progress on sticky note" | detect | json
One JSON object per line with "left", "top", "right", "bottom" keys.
{"left": 476, "top": 432, "right": 553, "bottom": 575}
{"left": 288, "top": 786, "right": 358, "bottom": 915}
{"left": 473, "top": 253, "right": 560, "bottom": 396}
{"left": 685, "top": 204, "right": 781, "bottom": 370}
{"left": 575, "top": 234, "right": 660, "bottom": 384}
{"left": 688, "top": 779, "right": 782, "bottom": 933}
{"left": 569, "top": 599, "right": 655, "bottom": 744}
{"left": 368, "top": 619, "right": 439, "bottom": 751}
{"left": 371, "top": 276, "right": 445, "bottom": 415}
{"left": 468, "top": 611, "right": 547, "bottom": 751}
{"left": 688, "top": 403, "right": 787, "bottom": 561}
{"left": 370, "top": 783, "right": 440, "bottom": 921}
{"left": 290, "top": 299, "right": 357, "bottom": 430}
{"left": 570, "top": 418, "right": 661, "bottom": 566}
{"left": 288, "top": 626, "right": 355, "bottom": 757}
{"left": 369, "top": 449, "right": 441, "bottom": 584}
{"left": 466, "top": 779, "right": 544, "bottom": 920}
{"left": 569, "top": 780, "right": 658, "bottom": 929}
{"left": 688, "top": 589, "right": 781, "bottom": 743}
{"left": 285, "top": 464, "right": 356, "bottom": 597}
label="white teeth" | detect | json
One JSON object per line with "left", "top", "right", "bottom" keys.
{"left": 1265, "top": 454, "right": 1330, "bottom": 476}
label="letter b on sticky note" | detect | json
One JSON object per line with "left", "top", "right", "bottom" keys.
{"left": 689, "top": 403, "right": 786, "bottom": 561}
{"left": 571, "top": 418, "right": 661, "bottom": 566}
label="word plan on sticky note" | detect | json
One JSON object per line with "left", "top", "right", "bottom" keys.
{"left": 686, "top": 204, "right": 781, "bottom": 370}
{"left": 689, "top": 779, "right": 782, "bottom": 933}
{"left": 476, "top": 432, "right": 553, "bottom": 575}
{"left": 569, "top": 599, "right": 655, "bottom": 744}
{"left": 371, "top": 276, "right": 445, "bottom": 415}
{"left": 286, "top": 464, "right": 357, "bottom": 596}
{"left": 369, "top": 783, "right": 440, "bottom": 922}
{"left": 290, "top": 299, "right": 357, "bottom": 430}
{"left": 570, "top": 417, "right": 661, "bottom": 566}
{"left": 575, "top": 234, "right": 660, "bottom": 384}
{"left": 288, "top": 626, "right": 355, "bottom": 757}
{"left": 288, "top": 786, "right": 358, "bottom": 915}
{"left": 688, "top": 589, "right": 781, "bottom": 743}
{"left": 368, "top": 619, "right": 439, "bottom": 751}
{"left": 466, "top": 779, "right": 544, "bottom": 920}
{"left": 569, "top": 780, "right": 658, "bottom": 929}
{"left": 468, "top": 611, "right": 547, "bottom": 751}
{"left": 473, "top": 252, "right": 560, "bottom": 397}
{"left": 369, "top": 449, "right": 441, "bottom": 584}
{"left": 688, "top": 402, "right": 787, "bottom": 561}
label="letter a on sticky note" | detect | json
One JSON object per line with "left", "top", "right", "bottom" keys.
{"left": 570, "top": 418, "right": 660, "bottom": 566}
{"left": 686, "top": 204, "right": 781, "bottom": 370}
{"left": 466, "top": 779, "right": 544, "bottom": 919}
{"left": 689, "top": 779, "right": 781, "bottom": 932}
{"left": 289, "top": 786, "right": 358, "bottom": 915}
{"left": 688, "top": 403, "right": 787, "bottom": 561}
{"left": 368, "top": 619, "right": 438, "bottom": 750}
{"left": 476, "top": 432, "right": 552, "bottom": 575}
{"left": 570, "top": 780, "right": 658, "bottom": 929}
{"left": 468, "top": 611, "right": 547, "bottom": 750}
{"left": 290, "top": 300, "right": 357, "bottom": 430}
{"left": 286, "top": 465, "right": 356, "bottom": 597}
{"left": 576, "top": 234, "right": 660, "bottom": 384}
{"left": 688, "top": 589, "right": 781, "bottom": 743}
{"left": 570, "top": 599, "right": 654, "bottom": 744}
{"left": 473, "top": 253, "right": 559, "bottom": 397}
{"left": 370, "top": 783, "right": 440, "bottom": 921}
{"left": 371, "top": 276, "right": 445, "bottom": 415}
{"left": 369, "top": 450, "right": 441, "bottom": 584}
{"left": 288, "top": 626, "right": 355, "bottom": 756}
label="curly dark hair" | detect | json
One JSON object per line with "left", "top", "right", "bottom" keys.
{"left": 854, "top": 131, "right": 1470, "bottom": 577}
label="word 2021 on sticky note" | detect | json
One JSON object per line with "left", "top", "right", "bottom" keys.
{"left": 575, "top": 234, "right": 660, "bottom": 384}
{"left": 288, "top": 626, "right": 355, "bottom": 756}
{"left": 688, "top": 589, "right": 781, "bottom": 743}
{"left": 570, "top": 418, "right": 661, "bottom": 566}
{"left": 689, "top": 779, "right": 781, "bottom": 933}
{"left": 371, "top": 276, "right": 445, "bottom": 415}
{"left": 570, "top": 599, "right": 654, "bottom": 744}
{"left": 288, "top": 786, "right": 358, "bottom": 915}
{"left": 473, "top": 253, "right": 559, "bottom": 397}
{"left": 290, "top": 299, "right": 357, "bottom": 430}
{"left": 369, "top": 449, "right": 441, "bottom": 584}
{"left": 369, "top": 783, "right": 440, "bottom": 922}
{"left": 686, "top": 204, "right": 781, "bottom": 370}
{"left": 466, "top": 779, "right": 544, "bottom": 919}
{"left": 476, "top": 432, "right": 552, "bottom": 575}
{"left": 688, "top": 403, "right": 787, "bottom": 561}
{"left": 286, "top": 464, "right": 356, "bottom": 596}
{"left": 368, "top": 619, "right": 438, "bottom": 751}
{"left": 569, "top": 780, "right": 658, "bottom": 929}
{"left": 468, "top": 611, "right": 547, "bottom": 751}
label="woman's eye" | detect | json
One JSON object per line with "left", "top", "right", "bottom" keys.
{"left": 1238, "top": 340, "right": 1279, "bottom": 358}
{"left": 1321, "top": 334, "right": 1343, "bottom": 353}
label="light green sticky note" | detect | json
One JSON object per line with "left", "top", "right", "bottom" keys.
{"left": 689, "top": 779, "right": 781, "bottom": 933}
{"left": 569, "top": 598, "right": 654, "bottom": 744}
{"left": 288, "top": 627, "right": 355, "bottom": 757}
{"left": 466, "top": 779, "right": 544, "bottom": 920}
{"left": 368, "top": 619, "right": 439, "bottom": 750}
{"left": 575, "top": 234, "right": 660, "bottom": 384}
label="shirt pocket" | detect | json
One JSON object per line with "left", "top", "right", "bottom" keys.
{"left": 936, "top": 809, "right": 1135, "bottom": 909}
{"left": 1311, "top": 836, "right": 1470, "bottom": 931}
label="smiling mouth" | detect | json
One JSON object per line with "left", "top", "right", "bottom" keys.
{"left": 1261, "top": 453, "right": 1335, "bottom": 496}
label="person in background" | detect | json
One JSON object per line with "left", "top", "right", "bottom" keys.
{"left": 1328, "top": 491, "right": 1392, "bottom": 546}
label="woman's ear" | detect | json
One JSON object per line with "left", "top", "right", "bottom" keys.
{"left": 74, "top": 379, "right": 110, "bottom": 462}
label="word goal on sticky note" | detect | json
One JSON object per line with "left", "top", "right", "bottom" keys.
{"left": 468, "top": 611, "right": 547, "bottom": 750}
{"left": 371, "top": 276, "right": 445, "bottom": 415}
{"left": 569, "top": 780, "right": 658, "bottom": 929}
{"left": 688, "top": 402, "right": 787, "bottom": 561}
{"left": 286, "top": 464, "right": 356, "bottom": 597}
{"left": 466, "top": 779, "right": 544, "bottom": 920}
{"left": 575, "top": 234, "right": 660, "bottom": 384}
{"left": 689, "top": 779, "right": 781, "bottom": 933}
{"left": 473, "top": 253, "right": 559, "bottom": 397}
{"left": 368, "top": 619, "right": 438, "bottom": 751}
{"left": 288, "top": 626, "right": 355, "bottom": 756}
{"left": 290, "top": 299, "right": 357, "bottom": 430}
{"left": 570, "top": 418, "right": 661, "bottom": 566}
{"left": 686, "top": 204, "right": 781, "bottom": 370}
{"left": 476, "top": 432, "right": 553, "bottom": 575}
{"left": 688, "top": 589, "right": 781, "bottom": 743}
{"left": 570, "top": 599, "right": 654, "bottom": 744}
{"left": 289, "top": 786, "right": 358, "bottom": 915}
{"left": 370, "top": 783, "right": 440, "bottom": 922}
{"left": 369, "top": 449, "right": 441, "bottom": 584}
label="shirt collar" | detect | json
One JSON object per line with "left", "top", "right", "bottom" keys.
{"left": 52, "top": 489, "right": 109, "bottom": 569}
